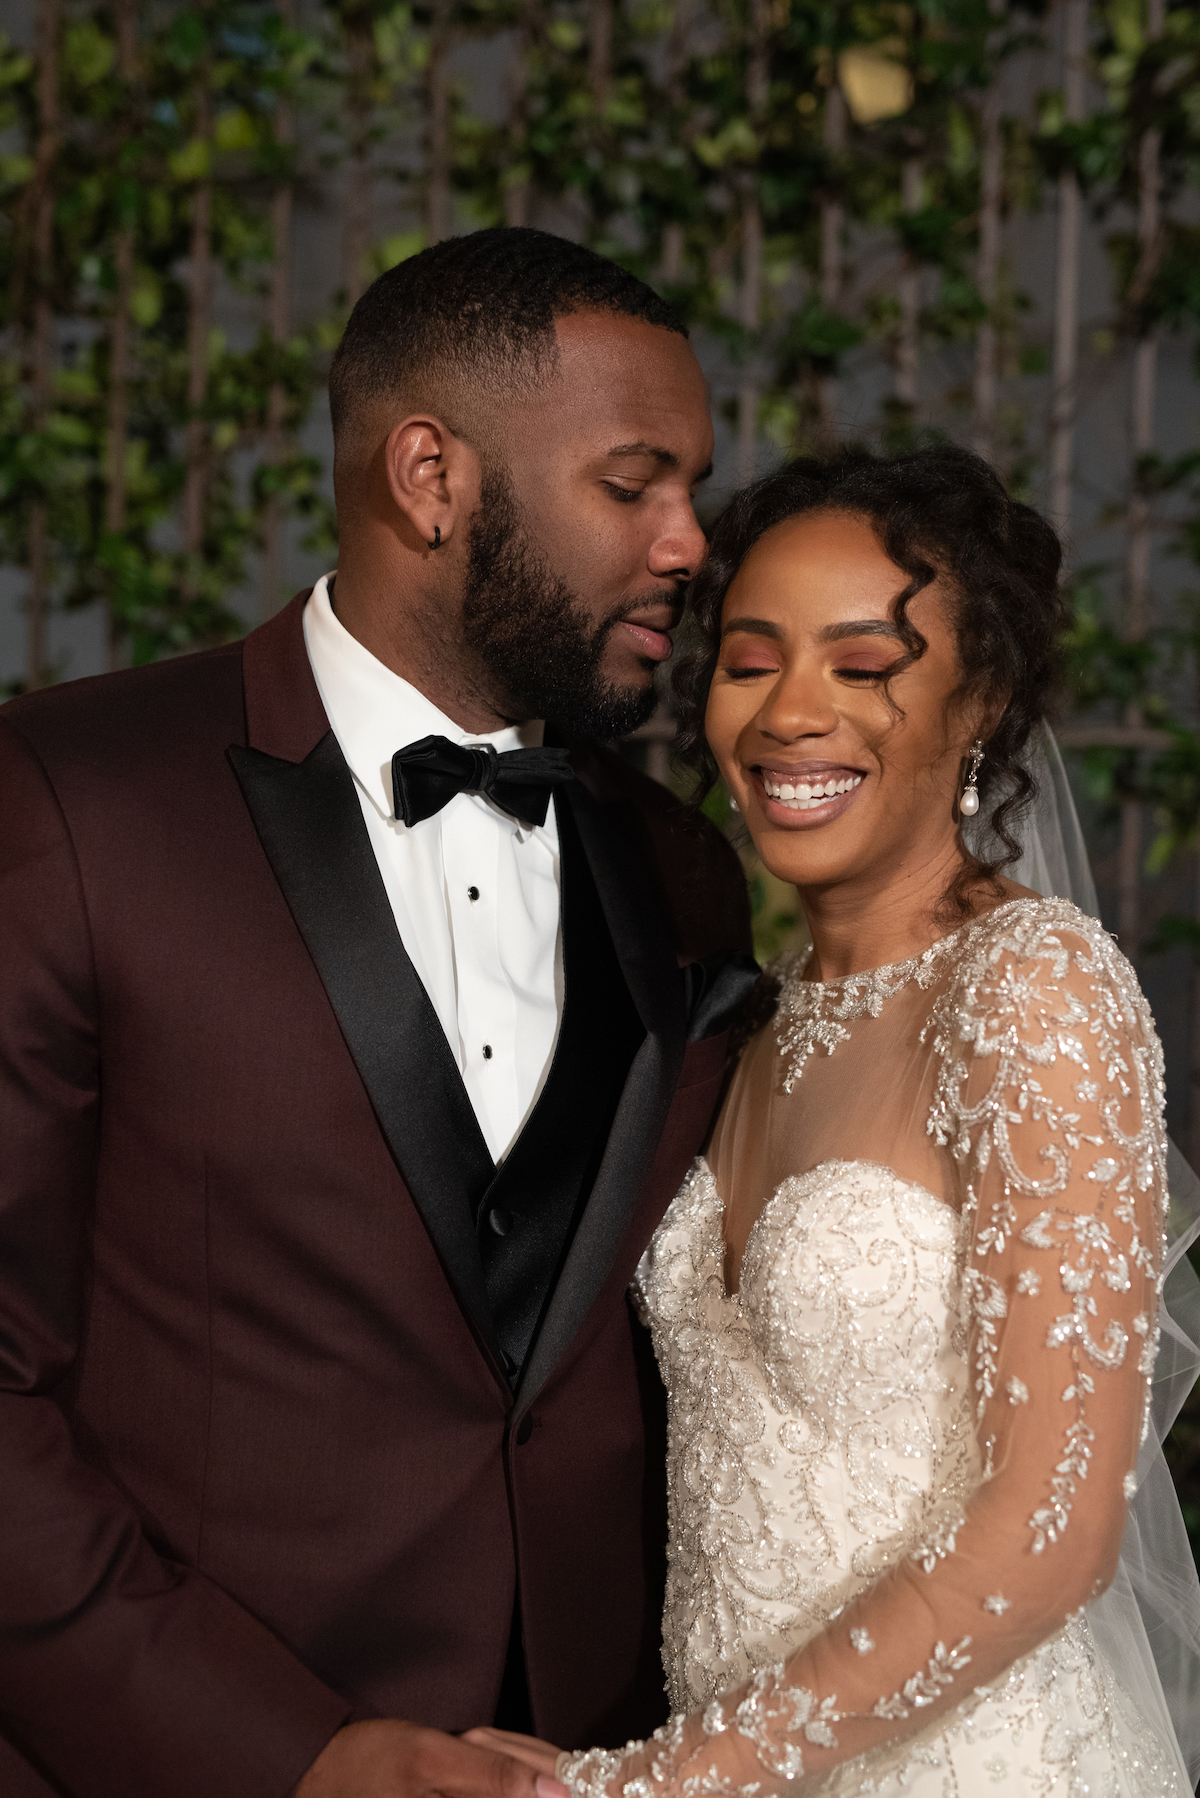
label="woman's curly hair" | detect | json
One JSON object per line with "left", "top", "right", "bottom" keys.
{"left": 672, "top": 445, "right": 1069, "bottom": 918}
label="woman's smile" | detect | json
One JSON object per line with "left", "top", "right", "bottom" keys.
{"left": 754, "top": 764, "right": 865, "bottom": 824}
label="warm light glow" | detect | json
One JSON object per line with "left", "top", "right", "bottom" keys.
{"left": 837, "top": 42, "right": 914, "bottom": 124}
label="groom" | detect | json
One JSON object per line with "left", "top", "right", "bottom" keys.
{"left": 0, "top": 229, "right": 752, "bottom": 1798}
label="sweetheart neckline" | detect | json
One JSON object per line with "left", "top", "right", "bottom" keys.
{"left": 694, "top": 1155, "right": 963, "bottom": 1303}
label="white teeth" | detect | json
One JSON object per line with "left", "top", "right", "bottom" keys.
{"left": 761, "top": 774, "right": 863, "bottom": 809}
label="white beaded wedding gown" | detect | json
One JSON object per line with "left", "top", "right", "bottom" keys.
{"left": 561, "top": 896, "right": 1193, "bottom": 1798}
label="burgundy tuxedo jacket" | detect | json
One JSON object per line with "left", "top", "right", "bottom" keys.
{"left": 0, "top": 595, "right": 751, "bottom": 1798}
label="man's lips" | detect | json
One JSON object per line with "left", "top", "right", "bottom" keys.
{"left": 617, "top": 618, "right": 675, "bottom": 661}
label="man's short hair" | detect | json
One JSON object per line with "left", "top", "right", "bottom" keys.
{"left": 328, "top": 226, "right": 687, "bottom": 446}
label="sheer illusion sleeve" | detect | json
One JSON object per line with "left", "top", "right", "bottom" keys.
{"left": 559, "top": 907, "right": 1168, "bottom": 1797}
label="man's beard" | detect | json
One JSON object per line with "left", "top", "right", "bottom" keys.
{"left": 460, "top": 467, "right": 662, "bottom": 739}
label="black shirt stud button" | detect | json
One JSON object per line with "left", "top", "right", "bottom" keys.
{"left": 489, "top": 1207, "right": 512, "bottom": 1237}
{"left": 482, "top": 1043, "right": 493, "bottom": 1060}
{"left": 516, "top": 1415, "right": 534, "bottom": 1445}
{"left": 468, "top": 886, "right": 480, "bottom": 901}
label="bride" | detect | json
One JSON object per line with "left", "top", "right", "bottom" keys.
{"left": 472, "top": 446, "right": 1198, "bottom": 1794}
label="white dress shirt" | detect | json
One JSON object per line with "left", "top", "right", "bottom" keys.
{"left": 303, "top": 575, "right": 562, "bottom": 1163}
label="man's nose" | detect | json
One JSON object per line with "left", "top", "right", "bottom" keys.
{"left": 648, "top": 501, "right": 708, "bottom": 583}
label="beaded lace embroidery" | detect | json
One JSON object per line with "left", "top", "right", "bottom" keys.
{"left": 773, "top": 928, "right": 966, "bottom": 1093}
{"left": 557, "top": 899, "right": 1179, "bottom": 1798}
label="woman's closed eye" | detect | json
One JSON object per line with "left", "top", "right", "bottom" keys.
{"left": 833, "top": 654, "right": 902, "bottom": 684}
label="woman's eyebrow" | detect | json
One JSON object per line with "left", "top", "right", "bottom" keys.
{"left": 720, "top": 617, "right": 783, "bottom": 639}
{"left": 816, "top": 619, "right": 903, "bottom": 643}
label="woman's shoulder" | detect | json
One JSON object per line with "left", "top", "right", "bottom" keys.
{"left": 959, "top": 891, "right": 1109, "bottom": 958}
{"left": 956, "top": 892, "right": 1119, "bottom": 975}
{"left": 943, "top": 892, "right": 1156, "bottom": 1047}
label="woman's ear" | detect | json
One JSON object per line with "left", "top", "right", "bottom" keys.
{"left": 382, "top": 414, "right": 480, "bottom": 553}
{"left": 956, "top": 687, "right": 1010, "bottom": 756}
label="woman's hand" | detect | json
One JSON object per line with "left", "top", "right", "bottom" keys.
{"left": 462, "top": 1727, "right": 563, "bottom": 1779}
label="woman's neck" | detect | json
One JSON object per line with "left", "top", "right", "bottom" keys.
{"left": 798, "top": 840, "right": 984, "bottom": 981}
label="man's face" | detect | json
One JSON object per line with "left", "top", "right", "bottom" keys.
{"left": 462, "top": 311, "right": 713, "bottom": 735}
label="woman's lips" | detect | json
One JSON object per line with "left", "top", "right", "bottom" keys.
{"left": 617, "top": 619, "right": 674, "bottom": 661}
{"left": 753, "top": 768, "right": 865, "bottom": 826}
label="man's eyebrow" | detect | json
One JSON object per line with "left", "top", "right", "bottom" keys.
{"left": 606, "top": 441, "right": 680, "bottom": 467}
{"left": 816, "top": 619, "right": 903, "bottom": 643}
{"left": 720, "top": 617, "right": 783, "bottom": 639}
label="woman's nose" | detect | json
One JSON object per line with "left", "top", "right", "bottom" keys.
{"left": 756, "top": 668, "right": 838, "bottom": 743}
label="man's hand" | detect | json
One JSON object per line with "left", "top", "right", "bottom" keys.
{"left": 293, "top": 1720, "right": 569, "bottom": 1798}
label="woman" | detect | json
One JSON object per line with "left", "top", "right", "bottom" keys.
{"left": 474, "top": 447, "right": 1195, "bottom": 1793}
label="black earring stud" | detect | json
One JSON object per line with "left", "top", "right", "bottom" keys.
{"left": 428, "top": 526, "right": 441, "bottom": 550}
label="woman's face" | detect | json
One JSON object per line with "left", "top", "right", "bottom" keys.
{"left": 704, "top": 510, "right": 977, "bottom": 895}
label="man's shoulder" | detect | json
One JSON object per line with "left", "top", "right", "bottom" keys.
{"left": 565, "top": 736, "right": 751, "bottom": 962}
{"left": 1, "top": 641, "right": 247, "bottom": 775}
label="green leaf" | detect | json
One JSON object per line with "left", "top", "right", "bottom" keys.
{"left": 0, "top": 153, "right": 34, "bottom": 189}
{"left": 215, "top": 107, "right": 258, "bottom": 152}
{"left": 64, "top": 19, "right": 114, "bottom": 86}
{"left": 167, "top": 12, "right": 209, "bottom": 67}
{"left": 170, "top": 137, "right": 212, "bottom": 182}
{"left": 694, "top": 117, "right": 758, "bottom": 168}
{"left": 376, "top": 230, "right": 425, "bottom": 271}
{"left": 130, "top": 269, "right": 162, "bottom": 328}
{"left": 547, "top": 19, "right": 584, "bottom": 52}
{"left": 1106, "top": 0, "right": 1144, "bottom": 58}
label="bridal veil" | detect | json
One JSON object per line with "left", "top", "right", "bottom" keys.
{"left": 969, "top": 722, "right": 1200, "bottom": 1785}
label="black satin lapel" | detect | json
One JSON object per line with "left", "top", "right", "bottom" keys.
{"left": 516, "top": 782, "right": 687, "bottom": 1403}
{"left": 227, "top": 734, "right": 497, "bottom": 1345}
{"left": 559, "top": 779, "right": 684, "bottom": 1040}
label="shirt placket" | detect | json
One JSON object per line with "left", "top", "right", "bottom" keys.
{"left": 442, "top": 800, "right": 520, "bottom": 1162}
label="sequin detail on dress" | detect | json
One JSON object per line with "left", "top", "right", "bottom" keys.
{"left": 773, "top": 929, "right": 965, "bottom": 1093}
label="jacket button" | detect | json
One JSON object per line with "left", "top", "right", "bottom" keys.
{"left": 489, "top": 1207, "right": 511, "bottom": 1236}
{"left": 516, "top": 1415, "right": 534, "bottom": 1445}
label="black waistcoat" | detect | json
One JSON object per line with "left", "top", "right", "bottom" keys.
{"left": 474, "top": 798, "right": 646, "bottom": 1380}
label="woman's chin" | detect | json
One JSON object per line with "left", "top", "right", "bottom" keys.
{"left": 751, "top": 832, "right": 861, "bottom": 892}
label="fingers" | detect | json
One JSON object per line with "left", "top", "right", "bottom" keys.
{"left": 461, "top": 1729, "right": 561, "bottom": 1778}
{"left": 444, "top": 1733, "right": 565, "bottom": 1798}
{"left": 471, "top": 1744, "right": 565, "bottom": 1798}
{"left": 291, "top": 1718, "right": 567, "bottom": 1798}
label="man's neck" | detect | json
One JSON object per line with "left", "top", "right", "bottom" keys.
{"left": 328, "top": 569, "right": 512, "bottom": 735}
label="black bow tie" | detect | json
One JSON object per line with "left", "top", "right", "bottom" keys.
{"left": 392, "top": 734, "right": 576, "bottom": 829}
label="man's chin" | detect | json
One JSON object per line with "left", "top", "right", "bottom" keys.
{"left": 549, "top": 679, "right": 658, "bottom": 741}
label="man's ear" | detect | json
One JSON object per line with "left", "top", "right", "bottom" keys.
{"left": 382, "top": 414, "right": 480, "bottom": 553}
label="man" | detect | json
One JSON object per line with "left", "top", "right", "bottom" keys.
{"left": 0, "top": 228, "right": 752, "bottom": 1798}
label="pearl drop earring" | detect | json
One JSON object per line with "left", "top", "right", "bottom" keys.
{"left": 959, "top": 740, "right": 984, "bottom": 817}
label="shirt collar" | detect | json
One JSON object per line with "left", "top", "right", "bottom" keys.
{"left": 302, "top": 573, "right": 545, "bottom": 825}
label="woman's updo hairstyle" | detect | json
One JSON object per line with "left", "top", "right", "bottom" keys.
{"left": 673, "top": 444, "right": 1069, "bottom": 914}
